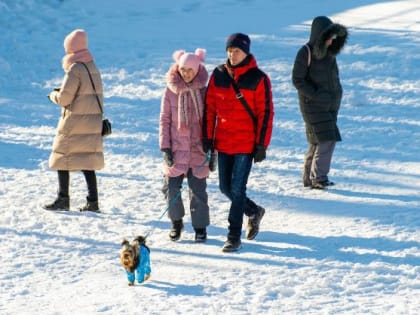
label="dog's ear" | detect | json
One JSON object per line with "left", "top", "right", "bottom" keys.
{"left": 134, "top": 235, "right": 146, "bottom": 245}
{"left": 121, "top": 239, "right": 129, "bottom": 247}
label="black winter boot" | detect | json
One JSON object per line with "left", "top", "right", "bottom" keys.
{"left": 43, "top": 196, "right": 70, "bottom": 211}
{"left": 194, "top": 228, "right": 207, "bottom": 243}
{"left": 79, "top": 199, "right": 100, "bottom": 213}
{"left": 311, "top": 180, "right": 335, "bottom": 189}
{"left": 169, "top": 220, "right": 184, "bottom": 241}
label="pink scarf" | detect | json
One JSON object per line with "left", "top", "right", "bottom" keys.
{"left": 177, "top": 88, "right": 204, "bottom": 131}
{"left": 62, "top": 49, "right": 93, "bottom": 72}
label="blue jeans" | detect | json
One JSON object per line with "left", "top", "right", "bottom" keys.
{"left": 218, "top": 152, "right": 259, "bottom": 239}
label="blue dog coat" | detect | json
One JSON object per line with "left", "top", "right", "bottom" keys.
{"left": 125, "top": 244, "right": 151, "bottom": 284}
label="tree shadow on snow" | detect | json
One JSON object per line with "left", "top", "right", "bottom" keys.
{"left": 144, "top": 280, "right": 206, "bottom": 297}
{"left": 251, "top": 230, "right": 420, "bottom": 267}
{"left": 2, "top": 227, "right": 119, "bottom": 256}
{"left": 150, "top": 232, "right": 419, "bottom": 269}
{"left": 330, "top": 187, "right": 419, "bottom": 204}
{"left": 261, "top": 191, "right": 420, "bottom": 228}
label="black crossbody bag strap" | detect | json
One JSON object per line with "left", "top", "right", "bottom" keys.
{"left": 80, "top": 62, "right": 103, "bottom": 114}
{"left": 225, "top": 71, "right": 257, "bottom": 128}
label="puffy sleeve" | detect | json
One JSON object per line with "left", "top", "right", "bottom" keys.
{"left": 202, "top": 72, "right": 217, "bottom": 141}
{"left": 50, "top": 65, "right": 80, "bottom": 107}
{"left": 159, "top": 88, "right": 172, "bottom": 150}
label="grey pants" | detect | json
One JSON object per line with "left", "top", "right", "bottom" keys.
{"left": 162, "top": 169, "right": 210, "bottom": 229}
{"left": 303, "top": 141, "right": 336, "bottom": 184}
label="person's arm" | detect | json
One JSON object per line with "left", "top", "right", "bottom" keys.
{"left": 49, "top": 65, "right": 81, "bottom": 107}
{"left": 292, "top": 47, "right": 331, "bottom": 108}
{"left": 254, "top": 75, "right": 274, "bottom": 149}
{"left": 292, "top": 46, "right": 317, "bottom": 99}
{"left": 159, "top": 88, "right": 172, "bottom": 151}
{"left": 202, "top": 74, "right": 217, "bottom": 151}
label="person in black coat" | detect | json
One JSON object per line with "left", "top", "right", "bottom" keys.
{"left": 292, "top": 16, "right": 348, "bottom": 189}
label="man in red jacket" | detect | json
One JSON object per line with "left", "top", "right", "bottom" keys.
{"left": 202, "top": 33, "right": 274, "bottom": 252}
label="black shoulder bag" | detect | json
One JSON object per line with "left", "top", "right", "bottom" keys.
{"left": 80, "top": 63, "right": 112, "bottom": 137}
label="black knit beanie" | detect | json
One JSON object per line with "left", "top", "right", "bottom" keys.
{"left": 226, "top": 33, "right": 250, "bottom": 54}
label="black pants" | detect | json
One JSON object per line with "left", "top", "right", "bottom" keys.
{"left": 58, "top": 170, "right": 98, "bottom": 202}
{"left": 162, "top": 169, "right": 210, "bottom": 229}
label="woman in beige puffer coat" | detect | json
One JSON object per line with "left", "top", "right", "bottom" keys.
{"left": 43, "top": 29, "right": 104, "bottom": 212}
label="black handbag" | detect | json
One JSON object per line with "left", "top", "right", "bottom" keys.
{"left": 80, "top": 63, "right": 112, "bottom": 137}
{"left": 101, "top": 118, "right": 112, "bottom": 137}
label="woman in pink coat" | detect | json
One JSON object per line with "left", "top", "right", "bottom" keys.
{"left": 159, "top": 48, "right": 212, "bottom": 242}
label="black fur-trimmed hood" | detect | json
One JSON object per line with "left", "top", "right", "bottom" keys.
{"left": 309, "top": 16, "right": 348, "bottom": 60}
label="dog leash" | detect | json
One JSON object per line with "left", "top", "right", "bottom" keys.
{"left": 144, "top": 151, "right": 212, "bottom": 240}
{"left": 197, "top": 150, "right": 212, "bottom": 171}
{"left": 143, "top": 188, "right": 183, "bottom": 240}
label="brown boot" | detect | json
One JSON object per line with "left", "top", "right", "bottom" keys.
{"left": 245, "top": 206, "right": 265, "bottom": 240}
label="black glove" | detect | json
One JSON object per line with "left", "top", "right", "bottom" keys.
{"left": 209, "top": 151, "right": 217, "bottom": 172}
{"left": 253, "top": 144, "right": 266, "bottom": 163}
{"left": 162, "top": 148, "right": 174, "bottom": 167}
{"left": 202, "top": 139, "right": 213, "bottom": 153}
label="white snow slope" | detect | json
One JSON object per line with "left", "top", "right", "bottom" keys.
{"left": 0, "top": 0, "right": 419, "bottom": 314}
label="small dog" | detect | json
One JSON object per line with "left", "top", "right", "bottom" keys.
{"left": 120, "top": 236, "right": 151, "bottom": 286}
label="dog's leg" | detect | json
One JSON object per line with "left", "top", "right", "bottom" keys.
{"left": 137, "top": 245, "right": 151, "bottom": 283}
{"left": 126, "top": 271, "right": 135, "bottom": 286}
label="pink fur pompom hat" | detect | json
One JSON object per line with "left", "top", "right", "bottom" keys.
{"left": 172, "top": 48, "right": 206, "bottom": 74}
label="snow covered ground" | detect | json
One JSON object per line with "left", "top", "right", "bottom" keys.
{"left": 1, "top": 0, "right": 419, "bottom": 314}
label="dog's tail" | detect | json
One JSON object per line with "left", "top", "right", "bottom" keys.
{"left": 134, "top": 235, "right": 150, "bottom": 253}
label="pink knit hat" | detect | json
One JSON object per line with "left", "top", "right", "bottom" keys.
{"left": 61, "top": 29, "right": 93, "bottom": 72}
{"left": 64, "top": 29, "right": 88, "bottom": 53}
{"left": 173, "top": 48, "right": 206, "bottom": 74}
